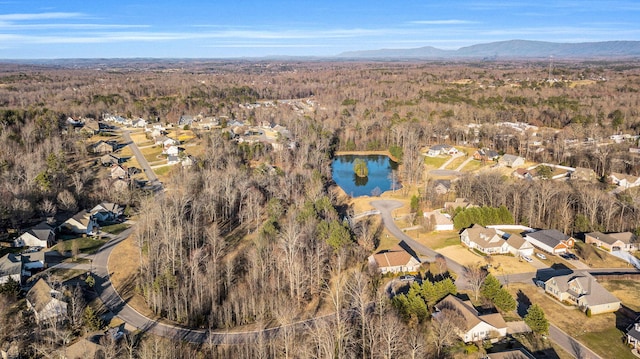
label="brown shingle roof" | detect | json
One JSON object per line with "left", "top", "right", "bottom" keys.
{"left": 370, "top": 243, "right": 417, "bottom": 268}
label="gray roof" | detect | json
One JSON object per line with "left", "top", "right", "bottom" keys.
{"left": 628, "top": 322, "right": 640, "bottom": 341}
{"left": 0, "top": 253, "right": 22, "bottom": 278}
{"left": 430, "top": 144, "right": 451, "bottom": 151}
{"left": 586, "top": 231, "right": 636, "bottom": 246}
{"left": 545, "top": 272, "right": 619, "bottom": 307}
{"left": 500, "top": 154, "right": 523, "bottom": 164}
{"left": 525, "top": 229, "right": 569, "bottom": 248}
{"left": 27, "top": 221, "right": 54, "bottom": 242}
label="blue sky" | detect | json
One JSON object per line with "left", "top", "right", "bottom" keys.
{"left": 1, "top": 0, "right": 639, "bottom": 58}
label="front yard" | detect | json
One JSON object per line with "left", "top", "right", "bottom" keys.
{"left": 506, "top": 283, "right": 635, "bottom": 359}
{"left": 51, "top": 237, "right": 108, "bottom": 255}
{"left": 573, "top": 241, "right": 632, "bottom": 268}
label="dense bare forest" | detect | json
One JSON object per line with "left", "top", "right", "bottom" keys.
{"left": 2, "top": 59, "right": 640, "bottom": 358}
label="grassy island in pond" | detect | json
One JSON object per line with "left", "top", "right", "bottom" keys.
{"left": 353, "top": 158, "right": 369, "bottom": 178}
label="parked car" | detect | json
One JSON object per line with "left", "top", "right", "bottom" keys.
{"left": 399, "top": 275, "right": 415, "bottom": 282}
{"left": 521, "top": 255, "right": 533, "bottom": 263}
{"left": 536, "top": 253, "right": 547, "bottom": 260}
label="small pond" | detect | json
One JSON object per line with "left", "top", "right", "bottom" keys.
{"left": 331, "top": 155, "right": 400, "bottom": 197}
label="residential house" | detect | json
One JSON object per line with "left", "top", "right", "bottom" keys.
{"left": 512, "top": 168, "right": 534, "bottom": 181}
{"left": 570, "top": 167, "right": 598, "bottom": 182}
{"left": 627, "top": 320, "right": 640, "bottom": 351}
{"left": 13, "top": 221, "right": 55, "bottom": 248}
{"left": 368, "top": 241, "right": 421, "bottom": 274}
{"left": 524, "top": 229, "right": 574, "bottom": 254}
{"left": 21, "top": 251, "right": 45, "bottom": 274}
{"left": 544, "top": 272, "right": 620, "bottom": 315}
{"left": 100, "top": 153, "right": 122, "bottom": 166}
{"left": 65, "top": 337, "right": 105, "bottom": 359}
{"left": 149, "top": 128, "right": 163, "bottom": 139}
{"left": 178, "top": 115, "right": 195, "bottom": 126}
{"left": 504, "top": 233, "right": 535, "bottom": 257}
{"left": 167, "top": 155, "right": 180, "bottom": 165}
{"left": 423, "top": 210, "right": 454, "bottom": 231}
{"left": 59, "top": 210, "right": 98, "bottom": 235}
{"left": 433, "top": 179, "right": 452, "bottom": 195}
{"left": 444, "top": 198, "right": 473, "bottom": 211}
{"left": 0, "top": 253, "right": 21, "bottom": 285}
{"left": 133, "top": 118, "right": 147, "bottom": 128}
{"left": 427, "top": 144, "right": 458, "bottom": 157}
{"left": 165, "top": 145, "right": 181, "bottom": 156}
{"left": 81, "top": 119, "right": 101, "bottom": 135}
{"left": 90, "top": 202, "right": 124, "bottom": 223}
{"left": 162, "top": 137, "right": 179, "bottom": 149}
{"left": 473, "top": 148, "right": 499, "bottom": 162}
{"left": 26, "top": 279, "right": 68, "bottom": 323}
{"left": 181, "top": 155, "right": 195, "bottom": 167}
{"left": 486, "top": 348, "right": 536, "bottom": 359}
{"left": 585, "top": 232, "right": 637, "bottom": 252}
{"left": 498, "top": 154, "right": 525, "bottom": 168}
{"left": 461, "top": 225, "right": 510, "bottom": 255}
{"left": 434, "top": 294, "right": 508, "bottom": 343}
{"left": 90, "top": 140, "right": 116, "bottom": 154}
{"left": 609, "top": 172, "right": 640, "bottom": 189}
{"left": 111, "top": 165, "right": 128, "bottom": 180}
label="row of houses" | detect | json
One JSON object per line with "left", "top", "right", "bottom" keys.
{"left": 10, "top": 202, "right": 124, "bottom": 249}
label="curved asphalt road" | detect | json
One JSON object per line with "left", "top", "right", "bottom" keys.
{"left": 94, "top": 129, "right": 328, "bottom": 344}
{"left": 370, "top": 200, "right": 465, "bottom": 279}
{"left": 93, "top": 230, "right": 313, "bottom": 344}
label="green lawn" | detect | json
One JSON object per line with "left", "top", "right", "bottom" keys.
{"left": 444, "top": 155, "right": 467, "bottom": 170}
{"left": 460, "top": 159, "right": 491, "bottom": 172}
{"left": 100, "top": 223, "right": 129, "bottom": 235}
{"left": 51, "top": 237, "right": 107, "bottom": 254}
{"left": 424, "top": 231, "right": 460, "bottom": 250}
{"left": 423, "top": 156, "right": 448, "bottom": 169}
{"left": 154, "top": 165, "right": 173, "bottom": 176}
{"left": 577, "top": 327, "right": 635, "bottom": 359}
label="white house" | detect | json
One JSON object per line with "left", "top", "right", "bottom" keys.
{"left": 27, "top": 279, "right": 68, "bottom": 323}
{"left": 59, "top": 210, "right": 98, "bottom": 235}
{"left": 609, "top": 172, "right": 640, "bottom": 189}
{"left": 133, "top": 118, "right": 147, "bottom": 128}
{"left": 368, "top": 241, "right": 421, "bottom": 274}
{"left": 434, "top": 294, "right": 508, "bottom": 343}
{"left": 499, "top": 154, "right": 525, "bottom": 168}
{"left": 165, "top": 145, "right": 181, "bottom": 156}
{"left": 427, "top": 144, "right": 458, "bottom": 157}
{"left": 423, "top": 210, "right": 454, "bottom": 231}
{"left": 90, "top": 202, "right": 124, "bottom": 223}
{"left": 461, "top": 225, "right": 510, "bottom": 255}
{"left": 461, "top": 225, "right": 534, "bottom": 256}
{"left": 0, "top": 253, "right": 22, "bottom": 285}
{"left": 13, "top": 221, "right": 55, "bottom": 248}
{"left": 544, "top": 273, "right": 620, "bottom": 315}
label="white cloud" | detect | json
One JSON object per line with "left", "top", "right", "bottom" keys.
{"left": 0, "top": 12, "right": 83, "bottom": 21}
{"left": 0, "top": 23, "right": 150, "bottom": 30}
{"left": 410, "top": 20, "right": 477, "bottom": 25}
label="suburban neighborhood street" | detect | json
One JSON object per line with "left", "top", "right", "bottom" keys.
{"left": 121, "top": 130, "right": 159, "bottom": 184}
{"left": 549, "top": 324, "right": 602, "bottom": 359}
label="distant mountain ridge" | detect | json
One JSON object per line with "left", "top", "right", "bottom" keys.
{"left": 337, "top": 40, "right": 640, "bottom": 59}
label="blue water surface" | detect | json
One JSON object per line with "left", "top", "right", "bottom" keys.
{"left": 331, "top": 155, "right": 400, "bottom": 197}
